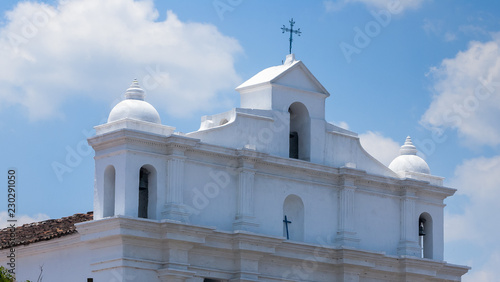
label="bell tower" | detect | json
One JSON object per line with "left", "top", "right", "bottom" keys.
{"left": 89, "top": 80, "right": 175, "bottom": 220}
{"left": 234, "top": 54, "right": 330, "bottom": 163}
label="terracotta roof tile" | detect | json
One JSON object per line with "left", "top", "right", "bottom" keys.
{"left": 0, "top": 211, "right": 93, "bottom": 249}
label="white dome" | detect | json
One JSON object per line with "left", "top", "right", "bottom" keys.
{"left": 108, "top": 80, "right": 161, "bottom": 124}
{"left": 389, "top": 136, "right": 430, "bottom": 174}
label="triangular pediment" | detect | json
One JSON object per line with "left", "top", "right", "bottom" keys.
{"left": 236, "top": 57, "right": 330, "bottom": 96}
{"left": 272, "top": 62, "right": 329, "bottom": 95}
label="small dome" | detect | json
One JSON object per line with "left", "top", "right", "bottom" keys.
{"left": 389, "top": 136, "right": 430, "bottom": 174}
{"left": 108, "top": 79, "right": 161, "bottom": 124}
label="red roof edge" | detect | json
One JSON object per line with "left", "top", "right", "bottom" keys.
{"left": 0, "top": 211, "right": 93, "bottom": 249}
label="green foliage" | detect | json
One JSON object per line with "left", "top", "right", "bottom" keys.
{"left": 0, "top": 266, "right": 36, "bottom": 282}
{"left": 0, "top": 266, "right": 14, "bottom": 282}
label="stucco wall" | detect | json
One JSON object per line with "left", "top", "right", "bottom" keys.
{"left": 0, "top": 235, "right": 91, "bottom": 281}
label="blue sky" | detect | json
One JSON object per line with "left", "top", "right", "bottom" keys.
{"left": 0, "top": 0, "right": 499, "bottom": 280}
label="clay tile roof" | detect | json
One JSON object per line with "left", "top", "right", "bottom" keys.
{"left": 0, "top": 211, "right": 93, "bottom": 249}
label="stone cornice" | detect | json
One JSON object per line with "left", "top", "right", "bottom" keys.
{"left": 163, "top": 135, "right": 200, "bottom": 154}
{"left": 398, "top": 256, "right": 470, "bottom": 278}
{"left": 230, "top": 231, "right": 284, "bottom": 254}
{"left": 258, "top": 153, "right": 339, "bottom": 181}
{"left": 189, "top": 143, "right": 239, "bottom": 161}
{"left": 235, "top": 110, "right": 274, "bottom": 122}
{"left": 77, "top": 216, "right": 215, "bottom": 244}
{"left": 236, "top": 148, "right": 268, "bottom": 169}
{"left": 88, "top": 128, "right": 170, "bottom": 153}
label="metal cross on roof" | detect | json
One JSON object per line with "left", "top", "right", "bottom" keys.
{"left": 281, "top": 18, "right": 301, "bottom": 54}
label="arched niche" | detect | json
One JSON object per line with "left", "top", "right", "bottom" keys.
{"left": 283, "top": 194, "right": 305, "bottom": 241}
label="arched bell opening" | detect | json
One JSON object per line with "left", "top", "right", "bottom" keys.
{"left": 288, "top": 102, "right": 310, "bottom": 161}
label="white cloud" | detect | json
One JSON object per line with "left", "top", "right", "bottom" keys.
{"left": 0, "top": 212, "right": 50, "bottom": 229}
{"left": 463, "top": 251, "right": 500, "bottom": 282}
{"left": 446, "top": 156, "right": 500, "bottom": 242}
{"left": 458, "top": 24, "right": 489, "bottom": 37}
{"left": 444, "top": 32, "right": 457, "bottom": 42}
{"left": 329, "top": 125, "right": 401, "bottom": 166}
{"left": 332, "top": 120, "right": 350, "bottom": 130}
{"left": 324, "top": 0, "right": 424, "bottom": 13}
{"left": 422, "top": 19, "right": 457, "bottom": 42}
{"left": 421, "top": 36, "right": 500, "bottom": 147}
{"left": 359, "top": 131, "right": 400, "bottom": 166}
{"left": 445, "top": 155, "right": 500, "bottom": 280}
{"left": 422, "top": 19, "right": 443, "bottom": 36}
{"left": 0, "top": 0, "right": 242, "bottom": 120}
{"left": 324, "top": 0, "right": 348, "bottom": 12}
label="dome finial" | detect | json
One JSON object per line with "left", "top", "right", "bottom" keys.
{"left": 399, "top": 136, "right": 417, "bottom": 156}
{"left": 124, "top": 79, "right": 145, "bottom": 100}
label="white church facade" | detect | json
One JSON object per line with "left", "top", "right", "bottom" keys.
{"left": 1, "top": 54, "right": 469, "bottom": 281}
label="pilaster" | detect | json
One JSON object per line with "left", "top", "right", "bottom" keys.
{"left": 337, "top": 269, "right": 360, "bottom": 282}
{"left": 398, "top": 186, "right": 420, "bottom": 257}
{"left": 158, "top": 242, "right": 197, "bottom": 282}
{"left": 229, "top": 252, "right": 262, "bottom": 282}
{"left": 336, "top": 175, "right": 360, "bottom": 246}
{"left": 163, "top": 144, "right": 190, "bottom": 222}
{"left": 233, "top": 151, "right": 260, "bottom": 232}
{"left": 115, "top": 154, "right": 139, "bottom": 217}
